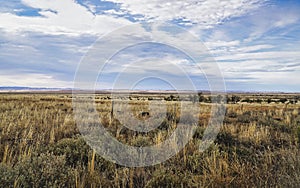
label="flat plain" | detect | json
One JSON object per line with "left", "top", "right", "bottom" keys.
{"left": 0, "top": 92, "right": 299, "bottom": 187}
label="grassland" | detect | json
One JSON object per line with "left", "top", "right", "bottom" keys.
{"left": 0, "top": 92, "right": 299, "bottom": 187}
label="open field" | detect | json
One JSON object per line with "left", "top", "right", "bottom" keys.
{"left": 0, "top": 93, "right": 300, "bottom": 187}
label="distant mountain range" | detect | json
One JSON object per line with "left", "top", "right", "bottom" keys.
{"left": 0, "top": 86, "right": 212, "bottom": 94}
{"left": 0, "top": 86, "right": 297, "bottom": 94}
{"left": 0, "top": 86, "right": 70, "bottom": 91}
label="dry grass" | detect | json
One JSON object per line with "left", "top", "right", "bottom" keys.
{"left": 0, "top": 93, "right": 299, "bottom": 187}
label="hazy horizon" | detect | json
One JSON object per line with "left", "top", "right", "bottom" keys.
{"left": 1, "top": 85, "right": 300, "bottom": 94}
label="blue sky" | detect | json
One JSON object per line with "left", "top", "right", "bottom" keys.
{"left": 0, "top": 0, "right": 299, "bottom": 92}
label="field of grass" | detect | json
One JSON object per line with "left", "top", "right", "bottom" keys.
{"left": 0, "top": 93, "right": 299, "bottom": 187}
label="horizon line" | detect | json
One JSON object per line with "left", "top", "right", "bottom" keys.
{"left": 0, "top": 86, "right": 299, "bottom": 94}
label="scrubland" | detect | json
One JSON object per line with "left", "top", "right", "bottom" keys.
{"left": 0, "top": 93, "right": 299, "bottom": 187}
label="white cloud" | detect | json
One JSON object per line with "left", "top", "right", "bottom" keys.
{"left": 219, "top": 59, "right": 300, "bottom": 73}
{"left": 0, "top": 0, "right": 134, "bottom": 36}
{"left": 250, "top": 71, "right": 300, "bottom": 85}
{"left": 215, "top": 51, "right": 300, "bottom": 61}
{"left": 234, "top": 45, "right": 274, "bottom": 53}
{"left": 204, "top": 40, "right": 240, "bottom": 50}
{"left": 104, "top": 9, "right": 126, "bottom": 16}
{"left": 105, "top": 55, "right": 194, "bottom": 76}
{"left": 0, "top": 73, "right": 72, "bottom": 88}
{"left": 105, "top": 0, "right": 267, "bottom": 27}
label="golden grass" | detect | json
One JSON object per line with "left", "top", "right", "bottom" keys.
{"left": 0, "top": 93, "right": 299, "bottom": 187}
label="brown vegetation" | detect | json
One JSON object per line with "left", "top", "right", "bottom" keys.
{"left": 0, "top": 93, "right": 299, "bottom": 187}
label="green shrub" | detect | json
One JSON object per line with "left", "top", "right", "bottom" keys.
{"left": 146, "top": 170, "right": 186, "bottom": 188}
{"left": 0, "top": 164, "right": 17, "bottom": 187}
{"left": 47, "top": 137, "right": 90, "bottom": 167}
{"left": 15, "top": 153, "right": 74, "bottom": 188}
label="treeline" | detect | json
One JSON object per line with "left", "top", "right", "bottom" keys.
{"left": 163, "top": 93, "right": 299, "bottom": 104}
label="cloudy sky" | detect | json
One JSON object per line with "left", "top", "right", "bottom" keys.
{"left": 0, "top": 0, "right": 299, "bottom": 92}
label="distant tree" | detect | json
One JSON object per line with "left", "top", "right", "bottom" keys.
{"left": 279, "top": 98, "right": 288, "bottom": 103}
{"left": 165, "top": 95, "right": 178, "bottom": 101}
{"left": 188, "top": 93, "right": 206, "bottom": 103}
{"left": 198, "top": 93, "right": 206, "bottom": 102}
{"left": 205, "top": 96, "right": 212, "bottom": 103}
{"left": 211, "top": 95, "right": 225, "bottom": 103}
{"left": 267, "top": 98, "right": 272, "bottom": 103}
{"left": 242, "top": 98, "right": 251, "bottom": 103}
{"left": 231, "top": 95, "right": 241, "bottom": 104}
{"left": 188, "top": 94, "right": 197, "bottom": 103}
{"left": 256, "top": 98, "right": 262, "bottom": 103}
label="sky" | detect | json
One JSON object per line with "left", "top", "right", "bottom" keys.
{"left": 0, "top": 0, "right": 299, "bottom": 92}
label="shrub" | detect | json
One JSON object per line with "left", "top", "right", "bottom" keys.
{"left": 47, "top": 137, "right": 90, "bottom": 167}
{"left": 145, "top": 170, "right": 189, "bottom": 188}
{"left": 237, "top": 113, "right": 251, "bottom": 123}
{"left": 0, "top": 164, "right": 16, "bottom": 187}
{"left": 227, "top": 111, "right": 237, "bottom": 118}
{"left": 164, "top": 95, "right": 179, "bottom": 101}
{"left": 15, "top": 153, "right": 73, "bottom": 188}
